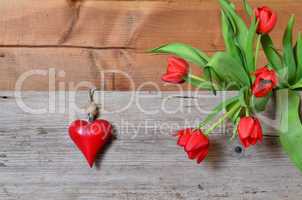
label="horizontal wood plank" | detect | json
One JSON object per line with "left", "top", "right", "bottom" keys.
{"left": 0, "top": 0, "right": 301, "bottom": 90}
{"left": 0, "top": 0, "right": 301, "bottom": 50}
{"left": 0, "top": 47, "right": 268, "bottom": 91}
{"left": 0, "top": 0, "right": 302, "bottom": 90}
{"left": 0, "top": 91, "right": 301, "bottom": 199}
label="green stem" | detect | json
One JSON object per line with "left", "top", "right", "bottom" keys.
{"left": 245, "top": 107, "right": 250, "bottom": 116}
{"left": 255, "top": 34, "right": 262, "bottom": 67}
{"left": 188, "top": 74, "right": 208, "bottom": 82}
{"left": 203, "top": 102, "right": 241, "bottom": 135}
{"left": 188, "top": 74, "right": 219, "bottom": 90}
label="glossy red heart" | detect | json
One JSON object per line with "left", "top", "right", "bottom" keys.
{"left": 69, "top": 119, "right": 112, "bottom": 167}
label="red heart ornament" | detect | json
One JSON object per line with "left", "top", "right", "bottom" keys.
{"left": 69, "top": 119, "right": 112, "bottom": 167}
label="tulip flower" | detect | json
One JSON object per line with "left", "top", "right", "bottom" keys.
{"left": 252, "top": 66, "right": 277, "bottom": 97}
{"left": 177, "top": 128, "right": 209, "bottom": 163}
{"left": 255, "top": 6, "right": 277, "bottom": 34}
{"left": 237, "top": 117, "right": 263, "bottom": 148}
{"left": 162, "top": 56, "right": 189, "bottom": 84}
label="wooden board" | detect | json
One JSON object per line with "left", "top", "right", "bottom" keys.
{"left": 0, "top": 0, "right": 301, "bottom": 90}
{"left": 0, "top": 47, "right": 269, "bottom": 91}
{"left": 0, "top": 91, "right": 301, "bottom": 200}
{"left": 0, "top": 0, "right": 301, "bottom": 49}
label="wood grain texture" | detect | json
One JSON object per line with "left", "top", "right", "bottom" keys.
{"left": 0, "top": 0, "right": 301, "bottom": 90}
{"left": 0, "top": 0, "right": 301, "bottom": 49}
{"left": 0, "top": 91, "right": 301, "bottom": 200}
{"left": 0, "top": 47, "right": 267, "bottom": 91}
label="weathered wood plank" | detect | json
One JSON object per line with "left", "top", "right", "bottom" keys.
{"left": 0, "top": 91, "right": 301, "bottom": 200}
{"left": 0, "top": 0, "right": 301, "bottom": 50}
{"left": 0, "top": 0, "right": 301, "bottom": 90}
{"left": 0, "top": 48, "right": 268, "bottom": 91}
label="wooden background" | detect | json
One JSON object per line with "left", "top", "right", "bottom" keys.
{"left": 1, "top": 1, "right": 302, "bottom": 200}
{"left": 0, "top": 0, "right": 301, "bottom": 91}
{"left": 0, "top": 91, "right": 302, "bottom": 200}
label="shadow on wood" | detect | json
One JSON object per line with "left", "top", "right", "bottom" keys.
{"left": 206, "top": 137, "right": 226, "bottom": 170}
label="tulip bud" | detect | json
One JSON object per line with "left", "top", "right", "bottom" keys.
{"left": 255, "top": 6, "right": 277, "bottom": 34}
{"left": 237, "top": 117, "right": 263, "bottom": 148}
{"left": 176, "top": 128, "right": 209, "bottom": 164}
{"left": 252, "top": 66, "right": 277, "bottom": 97}
{"left": 162, "top": 57, "right": 189, "bottom": 84}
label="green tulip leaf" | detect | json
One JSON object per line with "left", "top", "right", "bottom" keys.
{"left": 283, "top": 15, "right": 297, "bottom": 84}
{"left": 261, "top": 34, "right": 283, "bottom": 72}
{"left": 149, "top": 43, "right": 209, "bottom": 69}
{"left": 239, "top": 87, "right": 249, "bottom": 108}
{"left": 242, "top": 0, "right": 253, "bottom": 17}
{"left": 245, "top": 17, "right": 258, "bottom": 73}
{"left": 221, "top": 11, "right": 241, "bottom": 64}
{"left": 219, "top": 0, "right": 248, "bottom": 48}
{"left": 276, "top": 89, "right": 302, "bottom": 172}
{"left": 205, "top": 52, "right": 251, "bottom": 89}
{"left": 291, "top": 79, "right": 302, "bottom": 89}
{"left": 295, "top": 33, "right": 302, "bottom": 82}
{"left": 203, "top": 67, "right": 220, "bottom": 95}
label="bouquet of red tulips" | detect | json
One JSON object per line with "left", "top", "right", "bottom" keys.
{"left": 150, "top": 0, "right": 302, "bottom": 172}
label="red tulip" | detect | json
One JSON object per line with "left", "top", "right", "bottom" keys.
{"left": 255, "top": 6, "right": 277, "bottom": 34}
{"left": 162, "top": 56, "right": 189, "bottom": 84}
{"left": 237, "top": 117, "right": 263, "bottom": 148}
{"left": 177, "top": 128, "right": 209, "bottom": 164}
{"left": 252, "top": 66, "right": 277, "bottom": 97}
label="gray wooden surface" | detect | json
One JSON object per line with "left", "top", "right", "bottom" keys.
{"left": 0, "top": 91, "right": 301, "bottom": 200}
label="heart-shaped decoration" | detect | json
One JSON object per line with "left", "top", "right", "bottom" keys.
{"left": 69, "top": 119, "right": 112, "bottom": 167}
